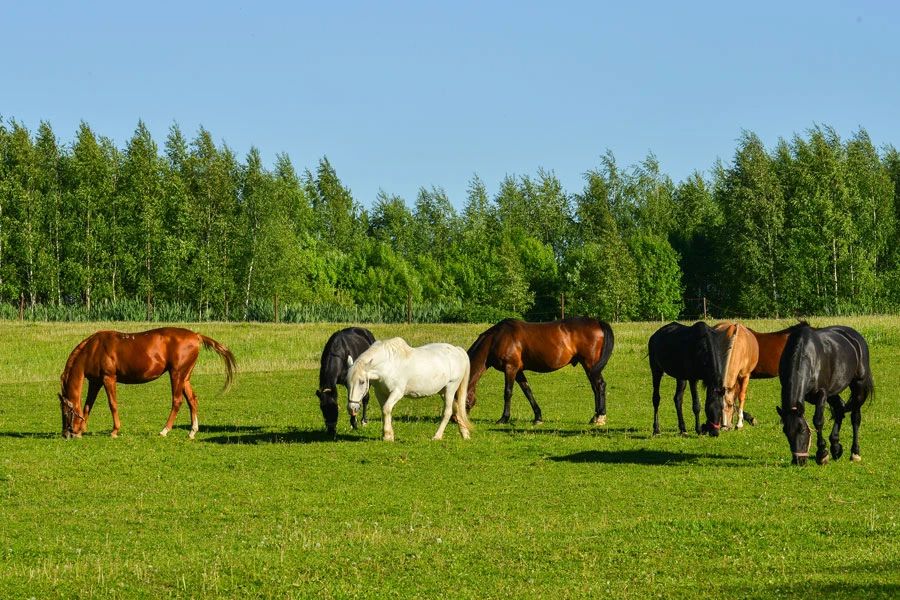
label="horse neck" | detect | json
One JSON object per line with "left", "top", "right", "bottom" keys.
{"left": 466, "top": 333, "right": 492, "bottom": 392}
{"left": 61, "top": 364, "right": 85, "bottom": 406}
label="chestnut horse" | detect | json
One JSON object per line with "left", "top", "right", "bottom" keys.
{"left": 466, "top": 317, "right": 614, "bottom": 425}
{"left": 711, "top": 322, "right": 759, "bottom": 431}
{"left": 749, "top": 321, "right": 813, "bottom": 379}
{"left": 59, "top": 328, "right": 236, "bottom": 439}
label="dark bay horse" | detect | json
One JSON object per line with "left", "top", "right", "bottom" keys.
{"left": 466, "top": 317, "right": 614, "bottom": 425}
{"left": 648, "top": 322, "right": 732, "bottom": 436}
{"left": 315, "top": 327, "right": 376, "bottom": 434}
{"left": 749, "top": 321, "right": 813, "bottom": 378}
{"left": 777, "top": 324, "right": 873, "bottom": 466}
{"left": 59, "top": 328, "right": 236, "bottom": 439}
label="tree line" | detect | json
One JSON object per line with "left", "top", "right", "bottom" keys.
{"left": 1, "top": 116, "right": 899, "bottom": 323}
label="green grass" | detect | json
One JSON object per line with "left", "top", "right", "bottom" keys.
{"left": 1, "top": 318, "right": 899, "bottom": 599}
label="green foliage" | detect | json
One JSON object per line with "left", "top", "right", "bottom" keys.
{"left": 3, "top": 115, "right": 900, "bottom": 321}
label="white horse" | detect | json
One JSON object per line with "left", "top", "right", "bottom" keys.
{"left": 346, "top": 337, "right": 473, "bottom": 441}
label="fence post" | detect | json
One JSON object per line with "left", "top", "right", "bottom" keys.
{"left": 407, "top": 291, "right": 412, "bottom": 325}
{"left": 146, "top": 289, "right": 151, "bottom": 321}
{"left": 561, "top": 292, "right": 565, "bottom": 320}
{"left": 19, "top": 293, "right": 24, "bottom": 321}
{"left": 274, "top": 294, "right": 279, "bottom": 324}
{"left": 702, "top": 297, "right": 707, "bottom": 320}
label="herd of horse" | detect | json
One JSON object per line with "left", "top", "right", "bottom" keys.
{"left": 55, "top": 317, "right": 873, "bottom": 466}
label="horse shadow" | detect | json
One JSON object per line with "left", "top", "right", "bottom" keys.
{"left": 549, "top": 448, "right": 746, "bottom": 466}
{"left": 199, "top": 425, "right": 368, "bottom": 445}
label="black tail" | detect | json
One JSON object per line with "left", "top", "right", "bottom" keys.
{"left": 591, "top": 319, "right": 615, "bottom": 379}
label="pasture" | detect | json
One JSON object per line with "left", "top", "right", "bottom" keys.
{"left": 1, "top": 318, "right": 898, "bottom": 599}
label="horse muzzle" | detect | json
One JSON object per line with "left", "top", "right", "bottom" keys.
{"left": 792, "top": 452, "right": 809, "bottom": 466}
{"left": 347, "top": 402, "right": 361, "bottom": 417}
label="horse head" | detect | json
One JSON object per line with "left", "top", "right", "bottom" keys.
{"left": 696, "top": 323, "right": 731, "bottom": 436}
{"left": 59, "top": 392, "right": 85, "bottom": 439}
{"left": 316, "top": 388, "right": 339, "bottom": 434}
{"left": 345, "top": 355, "right": 374, "bottom": 419}
{"left": 776, "top": 405, "right": 811, "bottom": 466}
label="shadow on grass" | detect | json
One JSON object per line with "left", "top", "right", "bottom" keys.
{"left": 549, "top": 448, "right": 741, "bottom": 465}
{"left": 0, "top": 431, "right": 59, "bottom": 439}
{"left": 200, "top": 426, "right": 368, "bottom": 445}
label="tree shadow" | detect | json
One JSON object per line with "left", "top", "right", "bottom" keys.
{"left": 549, "top": 448, "right": 743, "bottom": 466}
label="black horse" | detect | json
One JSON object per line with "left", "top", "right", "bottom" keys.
{"left": 316, "top": 327, "right": 376, "bottom": 434}
{"left": 777, "top": 324, "right": 873, "bottom": 466}
{"left": 648, "top": 321, "right": 732, "bottom": 436}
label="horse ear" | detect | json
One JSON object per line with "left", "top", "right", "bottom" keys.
{"left": 347, "top": 355, "right": 354, "bottom": 368}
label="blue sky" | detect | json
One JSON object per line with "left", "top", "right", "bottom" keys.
{"left": 3, "top": 1, "right": 898, "bottom": 208}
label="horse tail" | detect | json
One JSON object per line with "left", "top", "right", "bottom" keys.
{"left": 199, "top": 334, "right": 237, "bottom": 394}
{"left": 454, "top": 356, "right": 474, "bottom": 433}
{"left": 591, "top": 319, "right": 615, "bottom": 379}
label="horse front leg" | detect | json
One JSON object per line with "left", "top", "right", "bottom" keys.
{"left": 811, "top": 391, "right": 829, "bottom": 465}
{"left": 496, "top": 369, "right": 516, "bottom": 425}
{"left": 381, "top": 390, "right": 405, "bottom": 441}
{"left": 102, "top": 377, "right": 121, "bottom": 438}
{"left": 827, "top": 395, "right": 846, "bottom": 461}
{"left": 689, "top": 380, "right": 702, "bottom": 435}
{"left": 515, "top": 371, "right": 543, "bottom": 425}
{"left": 78, "top": 380, "right": 103, "bottom": 437}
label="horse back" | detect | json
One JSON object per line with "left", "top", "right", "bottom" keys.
{"left": 478, "top": 317, "right": 608, "bottom": 372}
{"left": 80, "top": 328, "right": 200, "bottom": 383}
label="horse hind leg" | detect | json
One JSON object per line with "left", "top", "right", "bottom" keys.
{"left": 651, "top": 367, "right": 664, "bottom": 435}
{"left": 160, "top": 372, "right": 186, "bottom": 438}
{"left": 827, "top": 395, "right": 846, "bottom": 461}
{"left": 432, "top": 387, "right": 455, "bottom": 441}
{"left": 672, "top": 379, "right": 688, "bottom": 435}
{"left": 584, "top": 361, "right": 606, "bottom": 426}
{"left": 183, "top": 380, "right": 200, "bottom": 439}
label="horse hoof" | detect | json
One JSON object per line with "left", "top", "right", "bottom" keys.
{"left": 749, "top": 418, "right": 758, "bottom": 426}
{"left": 110, "top": 432, "right": 118, "bottom": 438}
{"left": 496, "top": 418, "right": 510, "bottom": 425}
{"left": 591, "top": 415, "right": 607, "bottom": 426}
{"left": 158, "top": 429, "right": 168, "bottom": 437}
{"left": 533, "top": 419, "right": 543, "bottom": 426}
{"left": 816, "top": 454, "right": 829, "bottom": 466}
{"left": 831, "top": 444, "right": 843, "bottom": 461}
{"left": 461, "top": 430, "right": 471, "bottom": 440}
{"left": 851, "top": 454, "right": 862, "bottom": 462}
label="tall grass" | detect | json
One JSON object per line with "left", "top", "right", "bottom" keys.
{"left": 0, "top": 318, "right": 898, "bottom": 599}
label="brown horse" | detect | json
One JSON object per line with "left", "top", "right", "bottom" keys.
{"left": 59, "top": 328, "right": 236, "bottom": 439}
{"left": 466, "top": 317, "right": 614, "bottom": 425}
{"left": 713, "top": 322, "right": 759, "bottom": 430}
{"left": 749, "top": 321, "right": 812, "bottom": 379}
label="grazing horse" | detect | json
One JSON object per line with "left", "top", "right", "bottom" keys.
{"left": 465, "top": 317, "right": 614, "bottom": 425}
{"left": 59, "top": 328, "right": 236, "bottom": 439}
{"left": 315, "top": 327, "right": 376, "bottom": 434}
{"left": 749, "top": 321, "right": 813, "bottom": 379}
{"left": 711, "top": 322, "right": 759, "bottom": 430}
{"left": 346, "top": 338, "right": 473, "bottom": 441}
{"left": 648, "top": 322, "right": 731, "bottom": 436}
{"left": 777, "top": 324, "right": 873, "bottom": 466}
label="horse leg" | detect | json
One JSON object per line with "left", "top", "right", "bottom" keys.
{"left": 673, "top": 379, "right": 688, "bottom": 435}
{"left": 101, "top": 376, "right": 121, "bottom": 438}
{"left": 827, "top": 395, "right": 846, "bottom": 461}
{"left": 183, "top": 380, "right": 200, "bottom": 439}
{"left": 689, "top": 380, "right": 702, "bottom": 436}
{"left": 811, "top": 391, "right": 829, "bottom": 465}
{"left": 433, "top": 387, "right": 455, "bottom": 441}
{"left": 583, "top": 362, "right": 607, "bottom": 426}
{"left": 515, "top": 371, "right": 543, "bottom": 425}
{"left": 496, "top": 368, "right": 516, "bottom": 425}
{"left": 160, "top": 372, "right": 186, "bottom": 437}
{"left": 847, "top": 380, "right": 869, "bottom": 461}
{"left": 735, "top": 375, "right": 751, "bottom": 429}
{"left": 651, "top": 368, "right": 664, "bottom": 436}
{"left": 360, "top": 389, "right": 372, "bottom": 428}
{"left": 79, "top": 381, "right": 102, "bottom": 437}
{"left": 380, "top": 390, "right": 405, "bottom": 442}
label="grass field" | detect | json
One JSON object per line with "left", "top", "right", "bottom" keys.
{"left": 1, "top": 318, "right": 898, "bottom": 599}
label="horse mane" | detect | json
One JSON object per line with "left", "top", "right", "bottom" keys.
{"left": 349, "top": 337, "right": 412, "bottom": 379}
{"left": 60, "top": 334, "right": 94, "bottom": 392}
